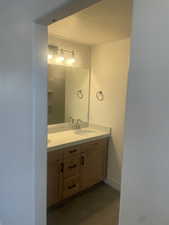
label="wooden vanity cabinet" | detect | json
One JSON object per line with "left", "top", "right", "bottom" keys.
{"left": 47, "top": 138, "right": 108, "bottom": 207}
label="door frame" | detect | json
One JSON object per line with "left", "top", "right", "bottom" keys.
{"left": 32, "top": 1, "right": 101, "bottom": 225}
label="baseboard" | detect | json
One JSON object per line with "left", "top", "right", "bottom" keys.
{"left": 104, "top": 178, "right": 121, "bottom": 192}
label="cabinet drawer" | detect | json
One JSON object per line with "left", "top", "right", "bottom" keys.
{"left": 63, "top": 176, "right": 79, "bottom": 199}
{"left": 81, "top": 138, "right": 108, "bottom": 152}
{"left": 63, "top": 146, "right": 80, "bottom": 159}
{"left": 48, "top": 150, "right": 63, "bottom": 164}
{"left": 63, "top": 156, "right": 80, "bottom": 178}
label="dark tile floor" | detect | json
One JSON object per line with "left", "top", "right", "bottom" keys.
{"left": 47, "top": 183, "right": 120, "bottom": 225}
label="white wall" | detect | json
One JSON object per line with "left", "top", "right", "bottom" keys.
{"left": 0, "top": 1, "right": 98, "bottom": 225}
{"left": 89, "top": 39, "right": 130, "bottom": 190}
{"left": 119, "top": 1, "right": 169, "bottom": 225}
{"left": 48, "top": 35, "right": 91, "bottom": 68}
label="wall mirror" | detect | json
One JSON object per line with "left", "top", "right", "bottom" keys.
{"left": 48, "top": 65, "right": 90, "bottom": 125}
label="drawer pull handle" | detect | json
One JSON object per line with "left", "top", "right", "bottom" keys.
{"left": 92, "top": 142, "right": 99, "bottom": 145}
{"left": 68, "top": 184, "right": 76, "bottom": 190}
{"left": 68, "top": 164, "right": 77, "bottom": 169}
{"left": 69, "top": 149, "right": 77, "bottom": 154}
{"left": 61, "top": 163, "right": 64, "bottom": 173}
{"left": 81, "top": 155, "right": 85, "bottom": 166}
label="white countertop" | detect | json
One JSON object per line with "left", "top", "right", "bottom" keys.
{"left": 48, "top": 127, "right": 110, "bottom": 152}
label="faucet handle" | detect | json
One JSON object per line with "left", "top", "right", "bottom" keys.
{"left": 77, "top": 119, "right": 82, "bottom": 129}
{"left": 69, "top": 117, "right": 76, "bottom": 129}
{"left": 69, "top": 116, "right": 74, "bottom": 123}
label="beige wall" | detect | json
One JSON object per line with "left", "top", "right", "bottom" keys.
{"left": 48, "top": 35, "right": 91, "bottom": 69}
{"left": 89, "top": 39, "right": 130, "bottom": 190}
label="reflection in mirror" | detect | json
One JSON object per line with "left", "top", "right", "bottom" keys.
{"left": 48, "top": 65, "right": 89, "bottom": 125}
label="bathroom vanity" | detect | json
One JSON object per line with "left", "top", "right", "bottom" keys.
{"left": 47, "top": 127, "right": 110, "bottom": 207}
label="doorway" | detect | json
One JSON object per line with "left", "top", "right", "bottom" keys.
{"left": 34, "top": 0, "right": 132, "bottom": 225}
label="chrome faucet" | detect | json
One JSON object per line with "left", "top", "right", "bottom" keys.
{"left": 76, "top": 119, "right": 82, "bottom": 129}
{"left": 69, "top": 117, "right": 75, "bottom": 128}
{"left": 69, "top": 117, "right": 82, "bottom": 129}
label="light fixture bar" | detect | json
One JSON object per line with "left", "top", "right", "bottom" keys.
{"left": 48, "top": 46, "right": 75, "bottom": 65}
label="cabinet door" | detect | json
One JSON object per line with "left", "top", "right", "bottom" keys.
{"left": 47, "top": 162, "right": 62, "bottom": 207}
{"left": 47, "top": 151, "right": 63, "bottom": 207}
{"left": 80, "top": 139, "right": 108, "bottom": 191}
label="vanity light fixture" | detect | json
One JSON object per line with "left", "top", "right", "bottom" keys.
{"left": 55, "top": 49, "right": 65, "bottom": 63}
{"left": 48, "top": 45, "right": 58, "bottom": 62}
{"left": 48, "top": 45, "right": 76, "bottom": 65}
{"left": 66, "top": 51, "right": 76, "bottom": 65}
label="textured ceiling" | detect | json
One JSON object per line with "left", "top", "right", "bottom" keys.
{"left": 48, "top": 0, "right": 132, "bottom": 46}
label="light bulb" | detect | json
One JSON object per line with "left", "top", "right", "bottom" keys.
{"left": 56, "top": 56, "right": 65, "bottom": 63}
{"left": 67, "top": 57, "right": 76, "bottom": 65}
{"left": 48, "top": 54, "right": 53, "bottom": 60}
